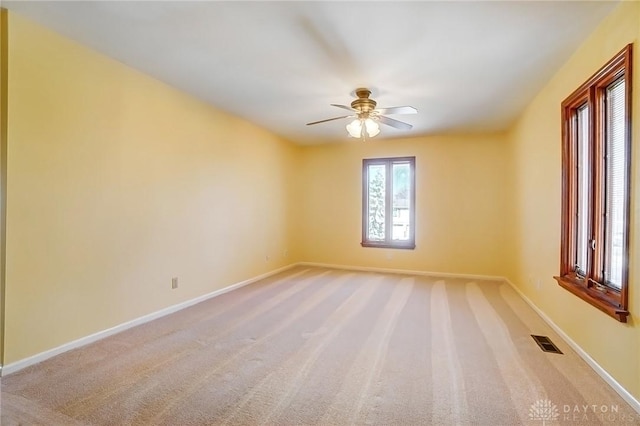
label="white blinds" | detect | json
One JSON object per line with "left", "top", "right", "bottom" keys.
{"left": 575, "top": 104, "right": 590, "bottom": 276}
{"left": 604, "top": 78, "right": 626, "bottom": 289}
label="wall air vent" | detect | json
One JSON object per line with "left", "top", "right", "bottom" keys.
{"left": 531, "top": 335, "right": 563, "bottom": 354}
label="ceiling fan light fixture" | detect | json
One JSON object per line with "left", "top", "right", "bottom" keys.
{"left": 346, "top": 117, "right": 380, "bottom": 139}
{"left": 364, "top": 118, "right": 380, "bottom": 137}
{"left": 346, "top": 119, "right": 363, "bottom": 138}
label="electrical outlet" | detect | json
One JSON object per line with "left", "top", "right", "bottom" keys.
{"left": 283, "top": 249, "right": 288, "bottom": 257}
{"left": 171, "top": 277, "right": 178, "bottom": 289}
{"left": 265, "top": 255, "right": 270, "bottom": 262}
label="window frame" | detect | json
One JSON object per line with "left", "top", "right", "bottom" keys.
{"left": 555, "top": 44, "right": 632, "bottom": 323}
{"left": 361, "top": 156, "right": 416, "bottom": 249}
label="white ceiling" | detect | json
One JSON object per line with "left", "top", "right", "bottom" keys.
{"left": 6, "top": 1, "right": 617, "bottom": 144}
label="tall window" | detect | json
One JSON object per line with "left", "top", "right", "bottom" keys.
{"left": 362, "top": 157, "right": 415, "bottom": 249}
{"left": 555, "top": 44, "right": 632, "bottom": 322}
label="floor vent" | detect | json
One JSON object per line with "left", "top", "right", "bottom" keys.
{"left": 531, "top": 335, "right": 563, "bottom": 354}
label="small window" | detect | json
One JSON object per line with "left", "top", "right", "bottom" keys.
{"left": 555, "top": 44, "right": 632, "bottom": 322}
{"left": 362, "top": 157, "right": 415, "bottom": 249}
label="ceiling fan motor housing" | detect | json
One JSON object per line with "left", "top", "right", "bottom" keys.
{"left": 351, "top": 88, "right": 377, "bottom": 114}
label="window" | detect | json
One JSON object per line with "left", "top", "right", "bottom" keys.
{"left": 362, "top": 157, "right": 415, "bottom": 249}
{"left": 555, "top": 45, "right": 632, "bottom": 323}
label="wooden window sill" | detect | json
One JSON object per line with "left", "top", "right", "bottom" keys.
{"left": 554, "top": 276, "right": 629, "bottom": 323}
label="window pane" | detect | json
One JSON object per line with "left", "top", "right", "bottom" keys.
{"left": 575, "top": 104, "right": 589, "bottom": 276}
{"left": 604, "top": 78, "right": 626, "bottom": 289}
{"left": 392, "top": 162, "right": 411, "bottom": 241}
{"left": 367, "top": 164, "right": 386, "bottom": 241}
{"left": 362, "top": 157, "right": 416, "bottom": 248}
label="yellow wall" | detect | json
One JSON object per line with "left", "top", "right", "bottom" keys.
{"left": 505, "top": 1, "right": 640, "bottom": 400}
{"left": 297, "top": 135, "right": 510, "bottom": 276}
{"left": 4, "top": 13, "right": 299, "bottom": 364}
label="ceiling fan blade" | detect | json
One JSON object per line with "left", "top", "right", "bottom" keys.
{"left": 330, "top": 104, "right": 356, "bottom": 112}
{"left": 375, "top": 106, "right": 417, "bottom": 115}
{"left": 377, "top": 115, "right": 413, "bottom": 130}
{"left": 306, "top": 115, "right": 353, "bottom": 126}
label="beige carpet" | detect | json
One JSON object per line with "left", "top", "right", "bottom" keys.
{"left": 1, "top": 266, "right": 637, "bottom": 425}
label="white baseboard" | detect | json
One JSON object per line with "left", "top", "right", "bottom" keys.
{"left": 1, "top": 264, "right": 296, "bottom": 376}
{"left": 297, "top": 261, "right": 505, "bottom": 282}
{"left": 503, "top": 278, "right": 640, "bottom": 415}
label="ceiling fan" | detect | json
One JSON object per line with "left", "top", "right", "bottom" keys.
{"left": 306, "top": 88, "right": 417, "bottom": 139}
